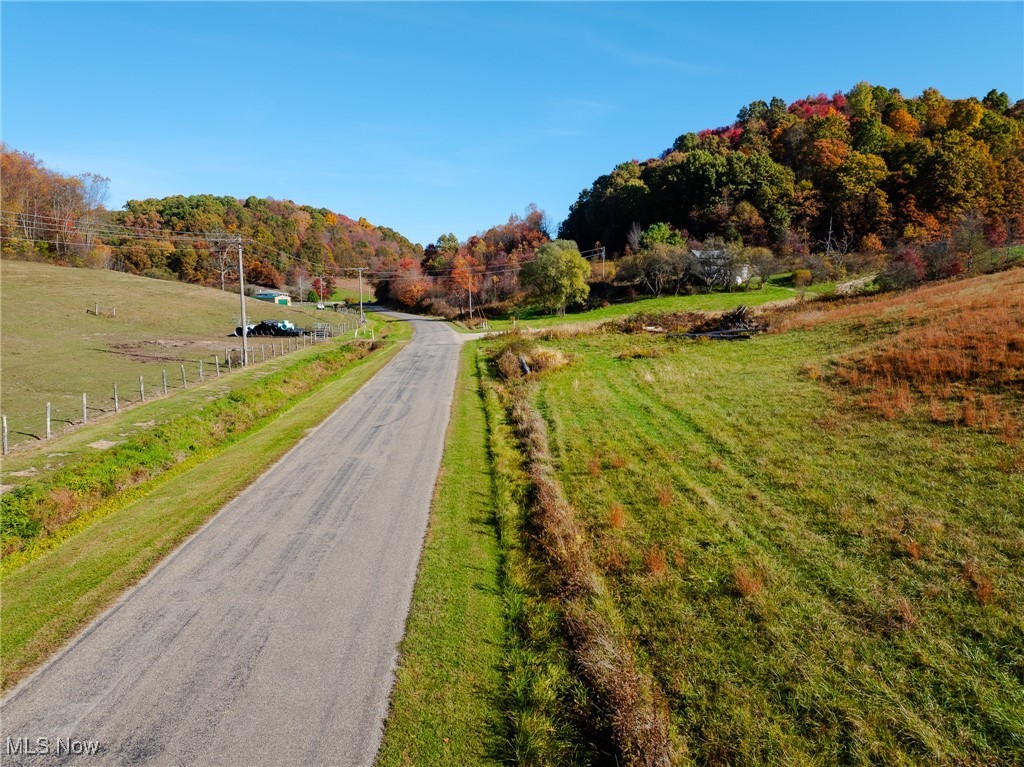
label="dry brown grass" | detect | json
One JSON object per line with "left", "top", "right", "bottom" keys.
{"left": 656, "top": 484, "right": 673, "bottom": 507}
{"left": 588, "top": 456, "right": 603, "bottom": 477}
{"left": 644, "top": 546, "right": 668, "bottom": 579}
{"left": 784, "top": 270, "right": 1024, "bottom": 434}
{"left": 609, "top": 502, "right": 626, "bottom": 530}
{"left": 610, "top": 453, "right": 630, "bottom": 470}
{"left": 733, "top": 566, "right": 763, "bottom": 599}
{"left": 963, "top": 561, "right": 995, "bottom": 606}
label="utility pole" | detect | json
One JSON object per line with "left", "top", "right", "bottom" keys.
{"left": 357, "top": 267, "right": 365, "bottom": 324}
{"left": 237, "top": 235, "right": 248, "bottom": 366}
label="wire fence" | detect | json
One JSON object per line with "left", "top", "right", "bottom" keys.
{"left": 1, "top": 316, "right": 375, "bottom": 455}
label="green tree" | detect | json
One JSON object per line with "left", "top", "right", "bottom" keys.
{"left": 519, "top": 240, "right": 591, "bottom": 315}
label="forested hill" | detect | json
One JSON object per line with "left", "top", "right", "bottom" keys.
{"left": 559, "top": 84, "right": 1024, "bottom": 256}
{"left": 112, "top": 195, "right": 422, "bottom": 286}
{"left": 0, "top": 146, "right": 422, "bottom": 289}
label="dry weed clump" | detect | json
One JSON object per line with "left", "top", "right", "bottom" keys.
{"left": 733, "top": 565, "right": 763, "bottom": 599}
{"left": 588, "top": 456, "right": 603, "bottom": 477}
{"left": 963, "top": 561, "right": 995, "bottom": 606}
{"left": 609, "top": 502, "right": 626, "bottom": 530}
{"left": 495, "top": 339, "right": 572, "bottom": 381}
{"left": 44, "top": 487, "right": 80, "bottom": 532}
{"left": 644, "top": 546, "right": 668, "bottom": 579}
{"left": 656, "top": 484, "right": 673, "bottom": 507}
{"left": 610, "top": 453, "right": 630, "bottom": 469}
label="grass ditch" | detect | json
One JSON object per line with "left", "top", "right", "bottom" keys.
{"left": 2, "top": 321, "right": 397, "bottom": 566}
{"left": 1, "top": 319, "right": 410, "bottom": 690}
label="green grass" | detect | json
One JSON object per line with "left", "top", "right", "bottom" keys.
{"left": 449, "top": 285, "right": 796, "bottom": 333}
{"left": 0, "top": 320, "right": 410, "bottom": 691}
{"left": 376, "top": 346, "right": 504, "bottom": 766}
{"left": 0, "top": 260, "right": 372, "bottom": 448}
{"left": 476, "top": 279, "right": 1024, "bottom": 764}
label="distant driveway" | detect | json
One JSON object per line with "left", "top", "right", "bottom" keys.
{"left": 1, "top": 312, "right": 468, "bottom": 766}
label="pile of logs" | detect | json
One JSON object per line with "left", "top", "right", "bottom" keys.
{"left": 671, "top": 306, "right": 767, "bottom": 341}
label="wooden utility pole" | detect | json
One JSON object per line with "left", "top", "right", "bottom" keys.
{"left": 237, "top": 235, "right": 248, "bottom": 366}
{"left": 357, "top": 267, "right": 365, "bottom": 324}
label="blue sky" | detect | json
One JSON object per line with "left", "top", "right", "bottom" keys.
{"left": 3, "top": 2, "right": 1022, "bottom": 247}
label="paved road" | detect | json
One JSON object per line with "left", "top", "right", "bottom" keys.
{"left": 1, "top": 313, "right": 470, "bottom": 766}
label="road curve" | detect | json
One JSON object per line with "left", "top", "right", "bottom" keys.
{"left": 1, "top": 313, "right": 469, "bottom": 766}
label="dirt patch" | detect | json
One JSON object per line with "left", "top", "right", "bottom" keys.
{"left": 109, "top": 339, "right": 231, "bottom": 363}
{"left": 8, "top": 468, "right": 38, "bottom": 477}
{"left": 87, "top": 440, "right": 119, "bottom": 450}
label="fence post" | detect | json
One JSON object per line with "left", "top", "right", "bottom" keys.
{"left": 140, "top": 376, "right": 145, "bottom": 402}
{"left": 271, "top": 342, "right": 276, "bottom": 358}
{"left": 199, "top": 360, "right": 204, "bottom": 382}
{"left": 2, "top": 414, "right": 8, "bottom": 455}
{"left": 83, "top": 392, "right": 88, "bottom": 424}
{"left": 215, "top": 356, "right": 221, "bottom": 376}
{"left": 95, "top": 301, "right": 99, "bottom": 316}
{"left": 228, "top": 353, "right": 233, "bottom": 372}
{"left": 261, "top": 345, "right": 266, "bottom": 362}
{"left": 46, "top": 402, "right": 51, "bottom": 439}
{"left": 162, "top": 370, "right": 168, "bottom": 395}
{"left": 114, "top": 383, "right": 119, "bottom": 412}
{"left": 180, "top": 364, "right": 187, "bottom": 388}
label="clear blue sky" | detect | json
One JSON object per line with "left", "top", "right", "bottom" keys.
{"left": 3, "top": 2, "right": 1022, "bottom": 247}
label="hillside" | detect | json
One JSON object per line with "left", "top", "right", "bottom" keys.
{"left": 560, "top": 83, "right": 1023, "bottom": 262}
{"left": 0, "top": 260, "right": 363, "bottom": 448}
{"left": 0, "top": 145, "right": 423, "bottom": 286}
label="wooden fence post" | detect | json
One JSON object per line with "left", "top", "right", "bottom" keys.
{"left": 215, "top": 356, "right": 221, "bottom": 377}
{"left": 162, "top": 370, "right": 168, "bottom": 395}
{"left": 228, "top": 353, "right": 233, "bottom": 372}
{"left": 83, "top": 393, "right": 88, "bottom": 424}
{"left": 2, "top": 414, "right": 8, "bottom": 455}
{"left": 114, "top": 383, "right": 119, "bottom": 412}
{"left": 180, "top": 364, "right": 187, "bottom": 388}
{"left": 199, "top": 360, "right": 204, "bottom": 382}
{"left": 140, "top": 376, "right": 145, "bottom": 402}
{"left": 261, "top": 345, "right": 266, "bottom": 362}
{"left": 46, "top": 402, "right": 51, "bottom": 439}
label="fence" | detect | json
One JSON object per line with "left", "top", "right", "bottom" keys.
{"left": 1, "top": 315, "right": 373, "bottom": 455}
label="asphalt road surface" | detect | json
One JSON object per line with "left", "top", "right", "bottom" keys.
{"left": 1, "top": 313, "right": 471, "bottom": 766}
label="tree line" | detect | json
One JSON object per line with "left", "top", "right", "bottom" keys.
{"left": 558, "top": 83, "right": 1023, "bottom": 286}
{"left": 0, "top": 145, "right": 422, "bottom": 296}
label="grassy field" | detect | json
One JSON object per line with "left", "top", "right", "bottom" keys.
{"left": 1, "top": 318, "right": 410, "bottom": 690}
{"left": 471, "top": 269, "right": 1023, "bottom": 765}
{"left": 450, "top": 285, "right": 798, "bottom": 333}
{"left": 0, "top": 260, "right": 371, "bottom": 448}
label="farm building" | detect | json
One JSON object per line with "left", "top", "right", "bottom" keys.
{"left": 253, "top": 289, "right": 291, "bottom": 306}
